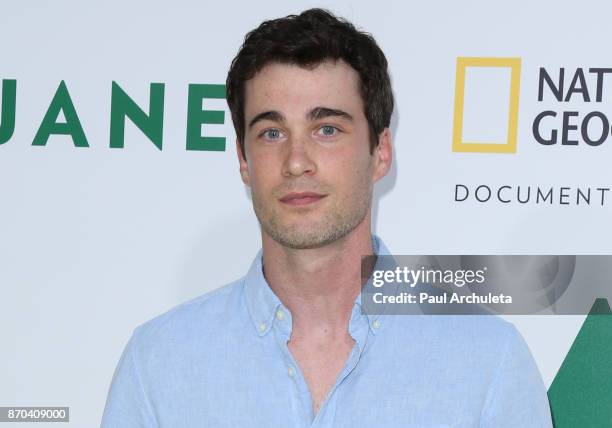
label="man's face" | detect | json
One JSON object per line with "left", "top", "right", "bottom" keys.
{"left": 238, "top": 59, "right": 390, "bottom": 249}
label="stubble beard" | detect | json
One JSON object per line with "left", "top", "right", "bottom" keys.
{"left": 252, "top": 185, "right": 372, "bottom": 250}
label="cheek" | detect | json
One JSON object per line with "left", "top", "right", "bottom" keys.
{"left": 321, "top": 149, "right": 373, "bottom": 192}
{"left": 247, "top": 151, "right": 280, "bottom": 189}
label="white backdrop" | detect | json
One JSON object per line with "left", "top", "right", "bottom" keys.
{"left": 2, "top": 1, "right": 609, "bottom": 426}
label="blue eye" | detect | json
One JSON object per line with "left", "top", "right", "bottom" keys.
{"left": 318, "top": 125, "right": 339, "bottom": 137}
{"left": 261, "top": 128, "right": 283, "bottom": 140}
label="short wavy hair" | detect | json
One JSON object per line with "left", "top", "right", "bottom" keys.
{"left": 226, "top": 8, "right": 394, "bottom": 157}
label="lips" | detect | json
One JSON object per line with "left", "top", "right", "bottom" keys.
{"left": 279, "top": 191, "right": 327, "bottom": 206}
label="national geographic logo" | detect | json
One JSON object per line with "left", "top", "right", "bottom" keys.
{"left": 452, "top": 57, "right": 611, "bottom": 206}
{"left": 452, "top": 57, "right": 612, "bottom": 152}
{"left": 534, "top": 67, "right": 612, "bottom": 147}
{"left": 452, "top": 57, "right": 521, "bottom": 154}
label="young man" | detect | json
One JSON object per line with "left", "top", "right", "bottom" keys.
{"left": 102, "top": 9, "right": 553, "bottom": 427}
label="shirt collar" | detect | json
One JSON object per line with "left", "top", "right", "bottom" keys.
{"left": 244, "top": 234, "right": 392, "bottom": 337}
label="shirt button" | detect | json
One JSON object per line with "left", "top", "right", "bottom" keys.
{"left": 287, "top": 366, "right": 295, "bottom": 377}
{"left": 275, "top": 310, "right": 285, "bottom": 321}
{"left": 259, "top": 322, "right": 267, "bottom": 332}
{"left": 372, "top": 319, "right": 381, "bottom": 329}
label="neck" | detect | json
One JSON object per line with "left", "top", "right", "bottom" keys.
{"left": 261, "top": 214, "right": 374, "bottom": 340}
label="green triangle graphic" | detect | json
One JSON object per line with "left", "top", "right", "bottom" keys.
{"left": 548, "top": 298, "right": 612, "bottom": 427}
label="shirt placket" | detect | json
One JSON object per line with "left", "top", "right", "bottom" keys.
{"left": 311, "top": 312, "right": 370, "bottom": 428}
{"left": 271, "top": 305, "right": 313, "bottom": 428}
{"left": 271, "top": 303, "right": 371, "bottom": 428}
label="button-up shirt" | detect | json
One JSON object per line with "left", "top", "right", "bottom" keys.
{"left": 101, "top": 235, "right": 553, "bottom": 427}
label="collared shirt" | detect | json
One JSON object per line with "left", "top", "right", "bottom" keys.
{"left": 101, "top": 235, "right": 553, "bottom": 427}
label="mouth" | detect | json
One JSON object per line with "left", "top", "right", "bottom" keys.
{"left": 279, "top": 191, "right": 328, "bottom": 206}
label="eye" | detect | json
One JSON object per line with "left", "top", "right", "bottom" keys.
{"left": 316, "top": 125, "right": 340, "bottom": 137}
{"left": 259, "top": 128, "right": 284, "bottom": 140}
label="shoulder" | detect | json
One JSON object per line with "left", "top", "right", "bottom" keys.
{"left": 377, "top": 314, "right": 544, "bottom": 398}
{"left": 381, "top": 314, "right": 524, "bottom": 361}
{"left": 129, "top": 277, "right": 247, "bottom": 354}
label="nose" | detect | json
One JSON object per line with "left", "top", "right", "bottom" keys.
{"left": 281, "top": 136, "right": 316, "bottom": 177}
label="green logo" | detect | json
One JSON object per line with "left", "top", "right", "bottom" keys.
{"left": 0, "top": 79, "right": 227, "bottom": 151}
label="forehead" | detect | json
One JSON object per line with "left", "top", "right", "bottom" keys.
{"left": 243, "top": 60, "right": 364, "bottom": 118}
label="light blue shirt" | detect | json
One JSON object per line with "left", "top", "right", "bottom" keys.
{"left": 101, "top": 235, "right": 553, "bottom": 427}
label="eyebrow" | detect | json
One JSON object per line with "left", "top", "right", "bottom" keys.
{"left": 307, "top": 106, "right": 353, "bottom": 122}
{"left": 248, "top": 111, "right": 285, "bottom": 128}
{"left": 247, "top": 106, "right": 353, "bottom": 129}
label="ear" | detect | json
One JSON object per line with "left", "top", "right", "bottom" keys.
{"left": 236, "top": 139, "right": 250, "bottom": 186}
{"left": 372, "top": 128, "right": 392, "bottom": 182}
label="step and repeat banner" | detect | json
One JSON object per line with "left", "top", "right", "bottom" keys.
{"left": 1, "top": 1, "right": 610, "bottom": 426}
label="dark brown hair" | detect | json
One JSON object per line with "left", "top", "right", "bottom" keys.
{"left": 226, "top": 8, "right": 394, "bottom": 157}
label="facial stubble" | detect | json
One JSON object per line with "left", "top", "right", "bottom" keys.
{"left": 251, "top": 176, "right": 373, "bottom": 250}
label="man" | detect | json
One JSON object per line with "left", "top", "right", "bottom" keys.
{"left": 101, "top": 9, "right": 553, "bottom": 427}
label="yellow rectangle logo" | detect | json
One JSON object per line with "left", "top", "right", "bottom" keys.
{"left": 452, "top": 57, "right": 521, "bottom": 153}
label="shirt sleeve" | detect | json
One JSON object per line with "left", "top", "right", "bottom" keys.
{"left": 101, "top": 329, "right": 158, "bottom": 428}
{"left": 480, "top": 324, "right": 553, "bottom": 428}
